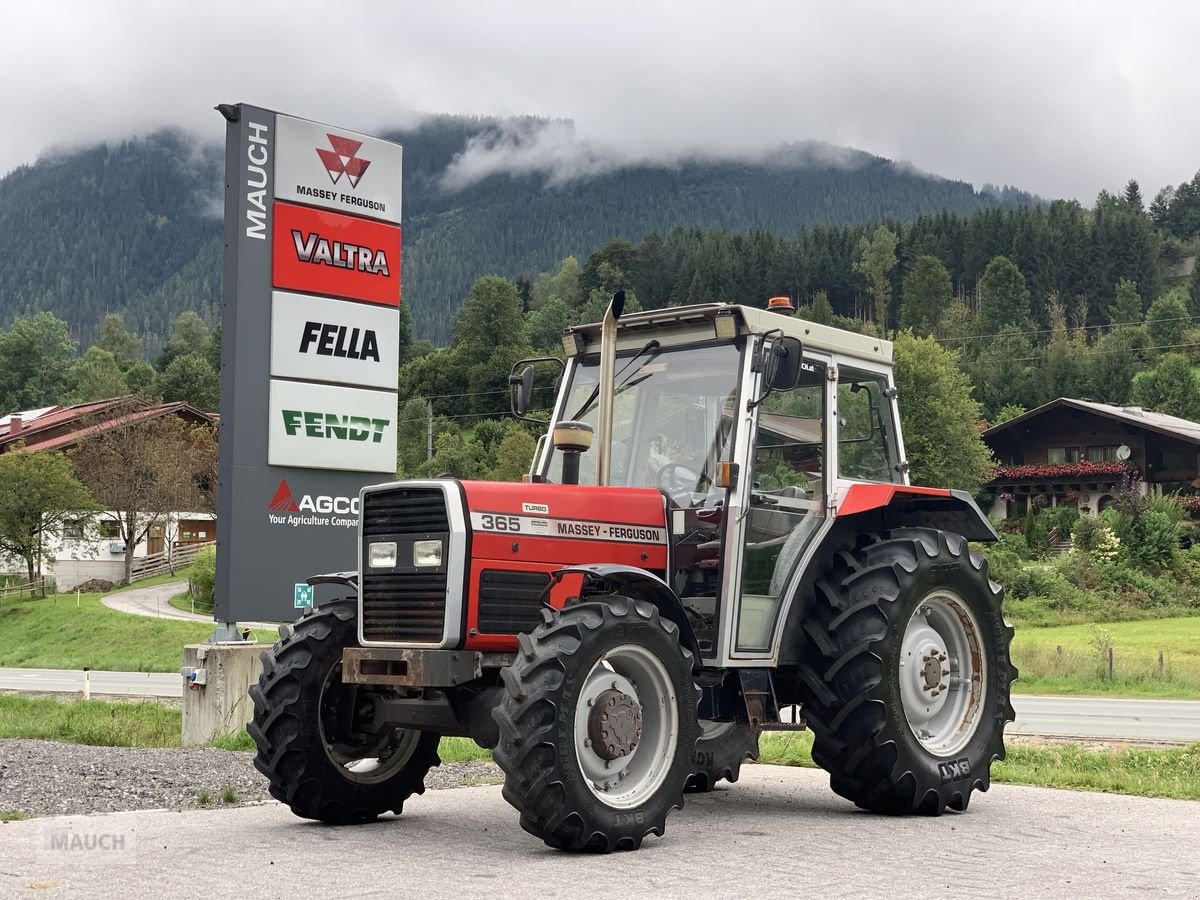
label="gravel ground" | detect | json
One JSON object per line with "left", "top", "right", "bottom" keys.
{"left": 0, "top": 740, "right": 502, "bottom": 818}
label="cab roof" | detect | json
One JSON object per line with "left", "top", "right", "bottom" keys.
{"left": 564, "top": 302, "right": 893, "bottom": 367}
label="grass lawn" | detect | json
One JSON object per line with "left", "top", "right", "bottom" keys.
{"left": 3, "top": 696, "right": 1196, "bottom": 803}
{"left": 0, "top": 580, "right": 277, "bottom": 672}
{"left": 756, "top": 732, "right": 1200, "bottom": 801}
{"left": 1011, "top": 617, "right": 1200, "bottom": 698}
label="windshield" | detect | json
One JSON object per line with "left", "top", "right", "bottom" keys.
{"left": 543, "top": 341, "right": 742, "bottom": 501}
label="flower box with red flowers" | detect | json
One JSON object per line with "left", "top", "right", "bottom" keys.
{"left": 990, "top": 461, "right": 1131, "bottom": 481}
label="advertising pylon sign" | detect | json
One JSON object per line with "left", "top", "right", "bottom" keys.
{"left": 214, "top": 103, "right": 402, "bottom": 623}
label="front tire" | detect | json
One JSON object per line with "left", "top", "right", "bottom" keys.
{"left": 797, "top": 528, "right": 1016, "bottom": 814}
{"left": 492, "top": 595, "right": 701, "bottom": 852}
{"left": 685, "top": 721, "right": 760, "bottom": 792}
{"left": 248, "top": 598, "right": 442, "bottom": 824}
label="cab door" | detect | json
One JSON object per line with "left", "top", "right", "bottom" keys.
{"left": 721, "top": 351, "right": 832, "bottom": 663}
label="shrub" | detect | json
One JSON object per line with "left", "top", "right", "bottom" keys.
{"left": 1072, "top": 516, "right": 1121, "bottom": 561}
{"left": 1105, "top": 495, "right": 1184, "bottom": 571}
{"left": 1024, "top": 506, "right": 1079, "bottom": 556}
{"left": 982, "top": 546, "right": 1024, "bottom": 587}
{"left": 189, "top": 546, "right": 216, "bottom": 610}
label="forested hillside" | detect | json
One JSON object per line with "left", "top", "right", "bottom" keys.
{"left": 0, "top": 115, "right": 1032, "bottom": 349}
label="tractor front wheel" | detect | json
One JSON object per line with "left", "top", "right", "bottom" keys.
{"left": 248, "top": 598, "right": 442, "bottom": 824}
{"left": 492, "top": 595, "right": 700, "bottom": 852}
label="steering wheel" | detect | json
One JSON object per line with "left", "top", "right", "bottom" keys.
{"left": 656, "top": 461, "right": 706, "bottom": 497}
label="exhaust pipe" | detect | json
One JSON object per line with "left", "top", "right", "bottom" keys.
{"left": 596, "top": 290, "right": 625, "bottom": 486}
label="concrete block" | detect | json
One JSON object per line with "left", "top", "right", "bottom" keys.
{"left": 181, "top": 642, "right": 266, "bottom": 747}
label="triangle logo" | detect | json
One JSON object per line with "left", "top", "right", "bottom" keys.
{"left": 268, "top": 480, "right": 300, "bottom": 513}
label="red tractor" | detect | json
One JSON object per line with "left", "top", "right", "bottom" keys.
{"left": 250, "top": 295, "right": 1015, "bottom": 852}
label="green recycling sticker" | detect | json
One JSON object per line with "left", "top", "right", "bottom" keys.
{"left": 294, "top": 583, "right": 314, "bottom": 608}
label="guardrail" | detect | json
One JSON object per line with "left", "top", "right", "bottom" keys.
{"left": 129, "top": 541, "right": 215, "bottom": 583}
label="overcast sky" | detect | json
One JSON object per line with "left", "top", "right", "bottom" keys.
{"left": 4, "top": 1, "right": 1197, "bottom": 202}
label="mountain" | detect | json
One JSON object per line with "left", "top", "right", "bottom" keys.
{"left": 0, "top": 116, "right": 1037, "bottom": 350}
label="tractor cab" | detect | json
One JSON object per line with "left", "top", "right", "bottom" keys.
{"left": 518, "top": 298, "right": 905, "bottom": 666}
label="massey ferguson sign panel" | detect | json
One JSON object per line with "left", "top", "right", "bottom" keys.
{"left": 272, "top": 202, "right": 401, "bottom": 306}
{"left": 274, "top": 114, "right": 402, "bottom": 224}
{"left": 270, "top": 291, "right": 399, "bottom": 389}
{"left": 216, "top": 102, "right": 403, "bottom": 622}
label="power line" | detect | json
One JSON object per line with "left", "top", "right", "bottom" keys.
{"left": 934, "top": 313, "right": 1200, "bottom": 346}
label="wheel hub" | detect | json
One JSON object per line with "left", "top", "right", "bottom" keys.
{"left": 898, "top": 593, "right": 987, "bottom": 756}
{"left": 921, "top": 650, "right": 948, "bottom": 692}
{"left": 588, "top": 689, "right": 642, "bottom": 760}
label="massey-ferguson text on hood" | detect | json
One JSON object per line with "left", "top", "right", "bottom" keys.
{"left": 459, "top": 481, "right": 669, "bottom": 569}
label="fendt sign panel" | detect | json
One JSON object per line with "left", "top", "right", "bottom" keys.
{"left": 273, "top": 114, "right": 402, "bottom": 224}
{"left": 268, "top": 379, "right": 397, "bottom": 473}
{"left": 269, "top": 291, "right": 400, "bottom": 389}
{"left": 216, "top": 103, "right": 402, "bottom": 623}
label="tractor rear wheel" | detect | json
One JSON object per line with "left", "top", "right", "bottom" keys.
{"left": 797, "top": 528, "right": 1016, "bottom": 814}
{"left": 685, "top": 721, "right": 760, "bottom": 792}
{"left": 249, "top": 598, "right": 441, "bottom": 824}
{"left": 492, "top": 595, "right": 700, "bottom": 852}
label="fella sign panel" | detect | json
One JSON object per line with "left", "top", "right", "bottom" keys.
{"left": 215, "top": 103, "right": 403, "bottom": 623}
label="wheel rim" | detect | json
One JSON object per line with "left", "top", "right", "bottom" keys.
{"left": 573, "top": 643, "right": 680, "bottom": 809}
{"left": 898, "top": 591, "right": 987, "bottom": 757}
{"left": 318, "top": 660, "right": 421, "bottom": 785}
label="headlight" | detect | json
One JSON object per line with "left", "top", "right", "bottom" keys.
{"left": 368, "top": 541, "right": 397, "bottom": 568}
{"left": 413, "top": 539, "right": 444, "bottom": 568}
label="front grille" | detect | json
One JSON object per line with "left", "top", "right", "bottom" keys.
{"left": 478, "top": 569, "right": 551, "bottom": 634}
{"left": 361, "top": 487, "right": 452, "bottom": 644}
{"left": 362, "top": 573, "right": 447, "bottom": 642}
{"left": 363, "top": 488, "right": 449, "bottom": 537}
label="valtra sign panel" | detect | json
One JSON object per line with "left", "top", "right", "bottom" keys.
{"left": 270, "top": 291, "right": 400, "bottom": 389}
{"left": 268, "top": 379, "right": 397, "bottom": 473}
{"left": 274, "top": 114, "right": 402, "bottom": 225}
{"left": 272, "top": 201, "right": 401, "bottom": 306}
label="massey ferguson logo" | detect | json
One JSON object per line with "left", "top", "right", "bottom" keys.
{"left": 292, "top": 230, "right": 390, "bottom": 276}
{"left": 267, "top": 479, "right": 360, "bottom": 528}
{"left": 316, "top": 134, "right": 371, "bottom": 189}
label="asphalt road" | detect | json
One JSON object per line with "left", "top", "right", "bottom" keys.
{"left": 1008, "top": 694, "right": 1200, "bottom": 743}
{"left": 2, "top": 766, "right": 1196, "bottom": 898}
{"left": 3, "top": 666, "right": 1199, "bottom": 742}
{"left": 99, "top": 581, "right": 201, "bottom": 621}
{"left": 0, "top": 668, "right": 181, "bottom": 698}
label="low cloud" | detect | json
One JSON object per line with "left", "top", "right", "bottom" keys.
{"left": 440, "top": 118, "right": 906, "bottom": 192}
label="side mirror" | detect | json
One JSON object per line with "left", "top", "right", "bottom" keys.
{"left": 511, "top": 366, "right": 535, "bottom": 415}
{"left": 764, "top": 337, "right": 803, "bottom": 391}
{"left": 749, "top": 335, "right": 803, "bottom": 410}
{"left": 509, "top": 356, "right": 566, "bottom": 422}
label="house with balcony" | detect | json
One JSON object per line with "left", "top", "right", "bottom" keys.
{"left": 982, "top": 398, "right": 1200, "bottom": 520}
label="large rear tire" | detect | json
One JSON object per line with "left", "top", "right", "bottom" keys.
{"left": 797, "top": 528, "right": 1016, "bottom": 814}
{"left": 248, "top": 598, "right": 441, "bottom": 824}
{"left": 685, "top": 721, "right": 760, "bottom": 792}
{"left": 492, "top": 595, "right": 700, "bottom": 852}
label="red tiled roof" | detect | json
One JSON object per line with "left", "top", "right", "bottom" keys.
{"left": 0, "top": 396, "right": 216, "bottom": 455}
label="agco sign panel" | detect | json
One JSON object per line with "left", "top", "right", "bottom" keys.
{"left": 270, "top": 291, "right": 400, "bottom": 389}
{"left": 273, "top": 115, "right": 402, "bottom": 224}
{"left": 272, "top": 202, "right": 401, "bottom": 306}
